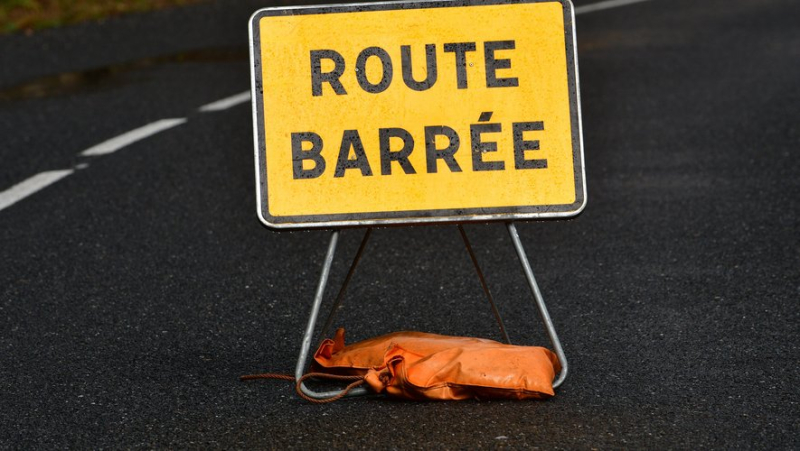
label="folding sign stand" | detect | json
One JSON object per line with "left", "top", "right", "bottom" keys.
{"left": 249, "top": 0, "right": 584, "bottom": 401}
{"left": 294, "top": 223, "right": 568, "bottom": 400}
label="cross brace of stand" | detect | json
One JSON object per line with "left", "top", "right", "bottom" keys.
{"left": 293, "top": 222, "right": 568, "bottom": 400}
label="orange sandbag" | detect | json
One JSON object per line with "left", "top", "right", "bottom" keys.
{"left": 313, "top": 328, "right": 503, "bottom": 376}
{"left": 313, "top": 328, "right": 560, "bottom": 401}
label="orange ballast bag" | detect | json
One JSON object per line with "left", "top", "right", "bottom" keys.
{"left": 310, "top": 328, "right": 560, "bottom": 401}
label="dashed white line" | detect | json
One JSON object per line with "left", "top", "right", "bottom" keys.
{"left": 80, "top": 118, "right": 187, "bottom": 157}
{"left": 0, "top": 169, "right": 74, "bottom": 212}
{"left": 0, "top": 119, "right": 186, "bottom": 212}
{"left": 198, "top": 91, "right": 251, "bottom": 112}
{"left": 575, "top": 0, "right": 652, "bottom": 14}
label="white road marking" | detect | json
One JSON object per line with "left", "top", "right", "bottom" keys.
{"left": 198, "top": 91, "right": 251, "bottom": 112}
{"left": 80, "top": 118, "right": 187, "bottom": 157}
{"left": 0, "top": 170, "right": 74, "bottom": 212}
{"left": 575, "top": 0, "right": 652, "bottom": 14}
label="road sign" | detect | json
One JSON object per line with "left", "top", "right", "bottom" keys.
{"left": 249, "top": 0, "right": 585, "bottom": 229}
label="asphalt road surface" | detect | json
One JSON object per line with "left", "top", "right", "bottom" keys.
{"left": 1, "top": 0, "right": 798, "bottom": 448}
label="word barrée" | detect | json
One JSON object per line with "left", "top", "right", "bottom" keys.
{"left": 291, "top": 112, "right": 547, "bottom": 179}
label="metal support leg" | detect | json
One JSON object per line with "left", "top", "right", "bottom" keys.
{"left": 507, "top": 222, "right": 568, "bottom": 388}
{"left": 458, "top": 225, "right": 511, "bottom": 344}
{"left": 318, "top": 228, "right": 373, "bottom": 341}
{"left": 295, "top": 230, "right": 368, "bottom": 399}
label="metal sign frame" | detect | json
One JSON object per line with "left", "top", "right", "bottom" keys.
{"left": 249, "top": 0, "right": 586, "bottom": 229}
{"left": 292, "top": 224, "right": 568, "bottom": 401}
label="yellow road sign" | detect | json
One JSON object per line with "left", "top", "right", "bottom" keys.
{"left": 250, "top": 0, "right": 585, "bottom": 229}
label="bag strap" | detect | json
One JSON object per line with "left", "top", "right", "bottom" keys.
{"left": 240, "top": 372, "right": 366, "bottom": 404}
